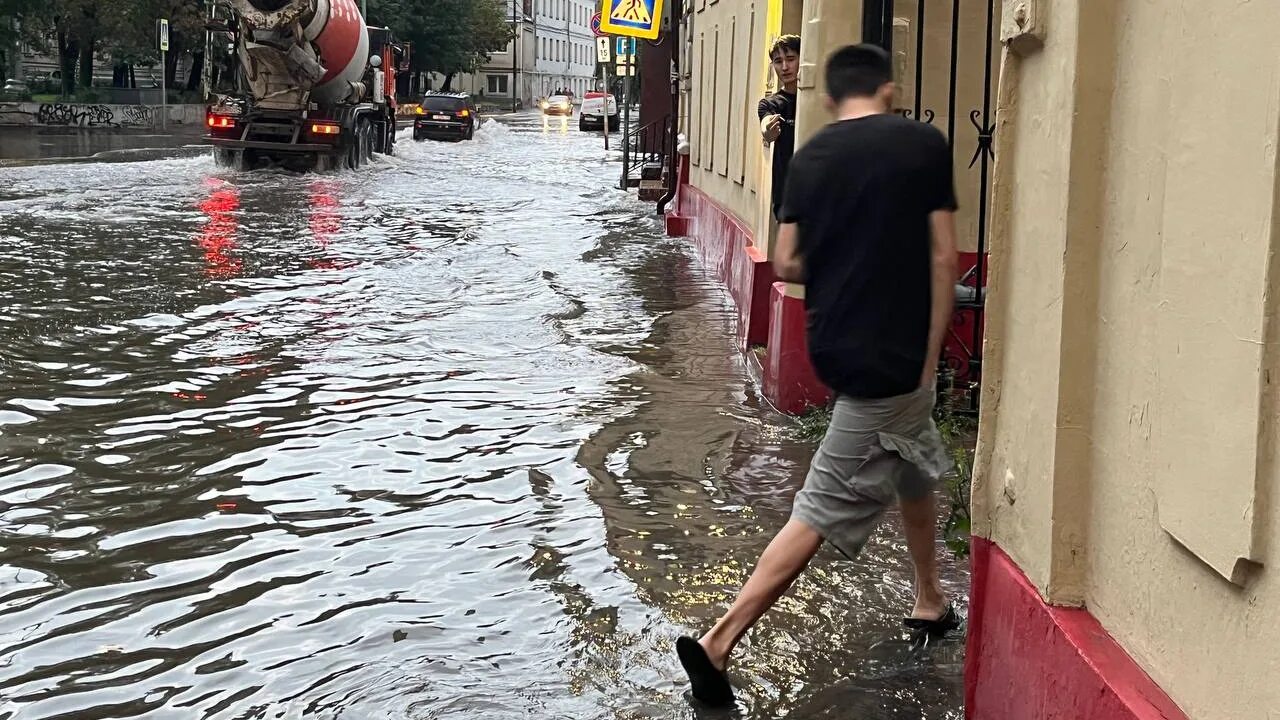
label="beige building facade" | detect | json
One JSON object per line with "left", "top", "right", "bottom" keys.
{"left": 672, "top": 0, "right": 1280, "bottom": 717}
{"left": 970, "top": 1, "right": 1280, "bottom": 718}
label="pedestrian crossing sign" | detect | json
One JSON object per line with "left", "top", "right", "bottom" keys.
{"left": 599, "top": 0, "right": 663, "bottom": 40}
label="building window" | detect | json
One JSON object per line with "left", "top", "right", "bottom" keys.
{"left": 487, "top": 74, "right": 509, "bottom": 94}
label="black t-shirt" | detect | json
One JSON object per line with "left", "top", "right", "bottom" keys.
{"left": 757, "top": 91, "right": 796, "bottom": 219}
{"left": 780, "top": 113, "right": 956, "bottom": 399}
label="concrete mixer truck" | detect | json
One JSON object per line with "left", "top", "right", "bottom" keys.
{"left": 202, "top": 0, "right": 405, "bottom": 171}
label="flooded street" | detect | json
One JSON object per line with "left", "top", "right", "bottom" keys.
{"left": 0, "top": 126, "right": 208, "bottom": 166}
{"left": 0, "top": 113, "right": 965, "bottom": 719}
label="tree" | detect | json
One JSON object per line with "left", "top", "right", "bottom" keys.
{"left": 105, "top": 0, "right": 204, "bottom": 90}
{"left": 0, "top": 0, "right": 44, "bottom": 78}
{"left": 366, "top": 0, "right": 512, "bottom": 93}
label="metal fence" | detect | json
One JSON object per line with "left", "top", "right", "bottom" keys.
{"left": 863, "top": 0, "right": 997, "bottom": 412}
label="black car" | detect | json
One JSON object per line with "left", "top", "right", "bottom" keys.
{"left": 413, "top": 92, "right": 478, "bottom": 141}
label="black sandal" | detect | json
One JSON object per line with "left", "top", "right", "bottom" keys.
{"left": 676, "top": 636, "right": 735, "bottom": 707}
{"left": 902, "top": 603, "right": 961, "bottom": 640}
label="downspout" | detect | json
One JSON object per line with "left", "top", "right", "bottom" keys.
{"left": 655, "top": 4, "right": 684, "bottom": 215}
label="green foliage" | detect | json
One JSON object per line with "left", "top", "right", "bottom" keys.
{"left": 7, "top": 0, "right": 510, "bottom": 94}
{"left": 366, "top": 0, "right": 513, "bottom": 76}
{"left": 69, "top": 85, "right": 99, "bottom": 101}
{"left": 3, "top": 0, "right": 204, "bottom": 92}
{"left": 792, "top": 404, "right": 832, "bottom": 444}
{"left": 934, "top": 402, "right": 976, "bottom": 557}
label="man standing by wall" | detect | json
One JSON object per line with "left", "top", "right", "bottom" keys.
{"left": 677, "top": 44, "right": 960, "bottom": 707}
{"left": 758, "top": 35, "right": 800, "bottom": 221}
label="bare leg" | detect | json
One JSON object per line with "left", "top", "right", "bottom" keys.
{"left": 698, "top": 518, "right": 824, "bottom": 669}
{"left": 899, "top": 490, "right": 947, "bottom": 619}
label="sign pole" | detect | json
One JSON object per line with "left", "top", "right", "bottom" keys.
{"left": 158, "top": 18, "right": 169, "bottom": 131}
{"left": 592, "top": 13, "right": 608, "bottom": 152}
{"left": 600, "top": 63, "right": 609, "bottom": 151}
{"left": 619, "top": 44, "right": 631, "bottom": 190}
{"left": 598, "top": 0, "right": 663, "bottom": 177}
{"left": 160, "top": 49, "right": 167, "bottom": 130}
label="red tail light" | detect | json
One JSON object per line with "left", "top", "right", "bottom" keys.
{"left": 310, "top": 123, "right": 341, "bottom": 135}
{"left": 207, "top": 114, "right": 236, "bottom": 129}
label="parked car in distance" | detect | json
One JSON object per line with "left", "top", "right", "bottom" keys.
{"left": 414, "top": 92, "right": 478, "bottom": 141}
{"left": 579, "top": 92, "right": 619, "bottom": 132}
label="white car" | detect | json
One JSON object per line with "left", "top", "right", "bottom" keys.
{"left": 579, "top": 92, "right": 619, "bottom": 132}
{"left": 540, "top": 95, "right": 573, "bottom": 116}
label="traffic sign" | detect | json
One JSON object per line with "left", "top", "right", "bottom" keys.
{"left": 590, "top": 12, "right": 604, "bottom": 37}
{"left": 596, "top": 36, "right": 611, "bottom": 63}
{"left": 158, "top": 19, "right": 169, "bottom": 51}
{"left": 600, "top": 0, "right": 663, "bottom": 40}
{"left": 615, "top": 37, "right": 634, "bottom": 57}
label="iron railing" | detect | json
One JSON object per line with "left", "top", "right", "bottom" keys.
{"left": 621, "top": 114, "right": 675, "bottom": 192}
{"left": 864, "top": 0, "right": 997, "bottom": 413}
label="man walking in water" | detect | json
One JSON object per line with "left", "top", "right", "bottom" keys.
{"left": 758, "top": 35, "right": 800, "bottom": 221}
{"left": 677, "top": 44, "right": 960, "bottom": 706}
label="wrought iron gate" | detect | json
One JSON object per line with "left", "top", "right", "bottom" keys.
{"left": 863, "top": 0, "right": 997, "bottom": 413}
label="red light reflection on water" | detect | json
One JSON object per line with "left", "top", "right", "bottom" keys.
{"left": 197, "top": 179, "right": 242, "bottom": 278}
{"left": 308, "top": 180, "right": 348, "bottom": 270}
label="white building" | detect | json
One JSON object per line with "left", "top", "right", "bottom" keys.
{"left": 531, "top": 0, "right": 596, "bottom": 99}
{"left": 427, "top": 2, "right": 537, "bottom": 110}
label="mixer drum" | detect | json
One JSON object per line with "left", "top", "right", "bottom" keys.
{"left": 229, "top": 0, "right": 369, "bottom": 106}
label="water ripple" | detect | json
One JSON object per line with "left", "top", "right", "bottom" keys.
{"left": 0, "top": 114, "right": 965, "bottom": 719}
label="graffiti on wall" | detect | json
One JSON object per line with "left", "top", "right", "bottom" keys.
{"left": 33, "top": 103, "right": 157, "bottom": 128}
{"left": 37, "top": 103, "right": 116, "bottom": 126}
{"left": 120, "top": 105, "right": 155, "bottom": 126}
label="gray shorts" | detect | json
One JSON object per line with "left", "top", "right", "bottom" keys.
{"left": 791, "top": 385, "right": 952, "bottom": 559}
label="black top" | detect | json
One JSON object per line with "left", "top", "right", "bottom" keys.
{"left": 757, "top": 91, "right": 797, "bottom": 220}
{"left": 779, "top": 113, "right": 957, "bottom": 399}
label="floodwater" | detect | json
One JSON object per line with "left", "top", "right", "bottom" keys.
{"left": 0, "top": 126, "right": 208, "bottom": 165}
{"left": 0, "top": 112, "right": 966, "bottom": 719}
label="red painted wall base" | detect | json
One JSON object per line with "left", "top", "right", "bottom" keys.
{"left": 665, "top": 213, "right": 690, "bottom": 238}
{"left": 764, "top": 283, "right": 832, "bottom": 414}
{"left": 966, "top": 538, "right": 1189, "bottom": 720}
{"left": 742, "top": 244, "right": 774, "bottom": 350}
{"left": 666, "top": 184, "right": 830, "bottom": 414}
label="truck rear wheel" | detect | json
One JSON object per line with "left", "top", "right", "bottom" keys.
{"left": 214, "top": 148, "right": 242, "bottom": 169}
{"left": 381, "top": 121, "right": 396, "bottom": 156}
{"left": 214, "top": 148, "right": 256, "bottom": 171}
{"left": 347, "top": 119, "right": 374, "bottom": 169}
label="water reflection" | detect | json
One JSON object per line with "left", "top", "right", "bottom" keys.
{"left": 0, "top": 113, "right": 965, "bottom": 719}
{"left": 0, "top": 126, "right": 206, "bottom": 164}
{"left": 542, "top": 114, "right": 571, "bottom": 134}
{"left": 197, "top": 179, "right": 241, "bottom": 278}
